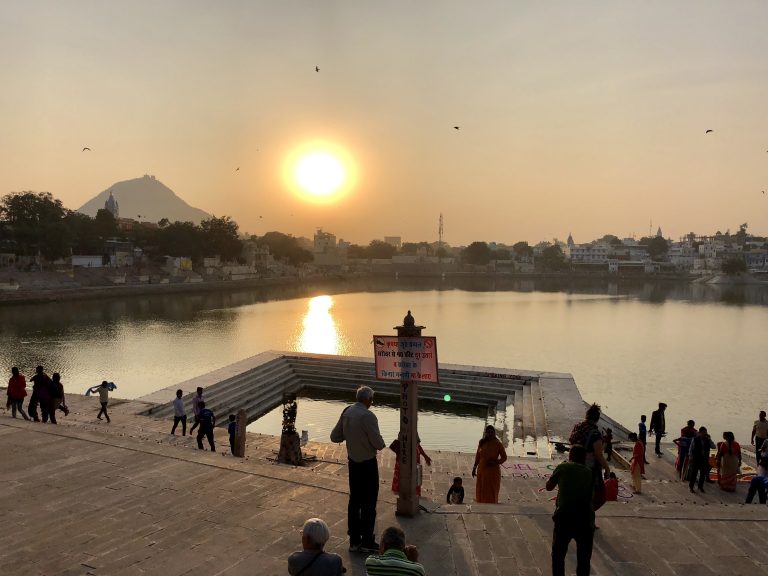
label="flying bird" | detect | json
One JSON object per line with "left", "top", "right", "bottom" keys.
{"left": 315, "top": 66, "right": 319, "bottom": 72}
{"left": 705, "top": 129, "right": 713, "bottom": 134}
{"left": 236, "top": 167, "right": 240, "bottom": 171}
{"left": 82, "top": 147, "right": 91, "bottom": 151}
{"left": 453, "top": 126, "right": 460, "bottom": 130}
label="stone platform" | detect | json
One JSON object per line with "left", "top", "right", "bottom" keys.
{"left": 137, "top": 350, "right": 584, "bottom": 460}
{"left": 1, "top": 393, "right": 767, "bottom": 576}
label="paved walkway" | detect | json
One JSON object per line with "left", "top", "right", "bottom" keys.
{"left": 1, "top": 394, "right": 766, "bottom": 575}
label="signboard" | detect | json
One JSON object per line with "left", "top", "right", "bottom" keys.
{"left": 373, "top": 335, "right": 439, "bottom": 382}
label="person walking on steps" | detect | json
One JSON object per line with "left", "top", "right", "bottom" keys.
{"left": 649, "top": 402, "right": 667, "bottom": 457}
{"left": 7, "top": 367, "right": 29, "bottom": 420}
{"left": 171, "top": 389, "right": 186, "bottom": 435}
{"left": 196, "top": 401, "right": 216, "bottom": 451}
{"left": 29, "top": 366, "right": 52, "bottom": 423}
{"left": 88, "top": 381, "right": 111, "bottom": 422}
{"left": 189, "top": 387, "right": 204, "bottom": 435}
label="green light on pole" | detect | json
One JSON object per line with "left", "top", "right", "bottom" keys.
{"left": 444, "top": 394, "right": 452, "bottom": 402}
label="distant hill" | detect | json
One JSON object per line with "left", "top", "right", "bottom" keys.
{"left": 78, "top": 175, "right": 211, "bottom": 223}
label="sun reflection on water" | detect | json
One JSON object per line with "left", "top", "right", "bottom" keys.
{"left": 298, "top": 295, "right": 342, "bottom": 354}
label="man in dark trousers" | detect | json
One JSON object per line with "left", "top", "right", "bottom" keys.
{"left": 29, "top": 366, "right": 52, "bottom": 423}
{"left": 196, "top": 401, "right": 216, "bottom": 452}
{"left": 688, "top": 426, "right": 714, "bottom": 493}
{"left": 649, "top": 402, "right": 667, "bottom": 457}
{"left": 546, "top": 445, "right": 595, "bottom": 576}
{"left": 330, "top": 385, "right": 385, "bottom": 553}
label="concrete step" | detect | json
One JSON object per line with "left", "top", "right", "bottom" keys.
{"left": 530, "top": 379, "right": 551, "bottom": 459}
{"left": 147, "top": 359, "right": 299, "bottom": 419}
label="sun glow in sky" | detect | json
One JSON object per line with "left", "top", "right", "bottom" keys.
{"left": 2, "top": 2, "right": 768, "bottom": 243}
{"left": 285, "top": 142, "right": 356, "bottom": 204}
{"left": 294, "top": 152, "right": 345, "bottom": 197}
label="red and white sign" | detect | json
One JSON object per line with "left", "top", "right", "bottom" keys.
{"left": 373, "top": 335, "right": 439, "bottom": 382}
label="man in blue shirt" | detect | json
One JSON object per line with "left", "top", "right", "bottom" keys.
{"left": 196, "top": 401, "right": 216, "bottom": 452}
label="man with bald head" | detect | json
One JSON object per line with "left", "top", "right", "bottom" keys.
{"left": 331, "top": 385, "right": 386, "bottom": 553}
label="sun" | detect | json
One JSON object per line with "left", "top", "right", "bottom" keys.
{"left": 285, "top": 141, "right": 356, "bottom": 203}
{"left": 295, "top": 152, "right": 345, "bottom": 197}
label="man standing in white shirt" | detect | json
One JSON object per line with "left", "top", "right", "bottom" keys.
{"left": 751, "top": 411, "right": 768, "bottom": 455}
{"left": 171, "top": 389, "right": 187, "bottom": 436}
{"left": 331, "top": 386, "right": 386, "bottom": 553}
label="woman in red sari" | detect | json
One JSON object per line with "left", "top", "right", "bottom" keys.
{"left": 716, "top": 431, "right": 741, "bottom": 492}
{"left": 472, "top": 425, "right": 507, "bottom": 503}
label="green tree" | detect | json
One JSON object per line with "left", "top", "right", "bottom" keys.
{"left": 491, "top": 248, "right": 511, "bottom": 260}
{"left": 200, "top": 216, "right": 243, "bottom": 261}
{"left": 346, "top": 244, "right": 368, "bottom": 259}
{"left": 401, "top": 241, "right": 431, "bottom": 256}
{"left": 722, "top": 256, "right": 747, "bottom": 275}
{"left": 157, "top": 221, "right": 203, "bottom": 259}
{"left": 0, "top": 191, "right": 68, "bottom": 260}
{"left": 462, "top": 241, "right": 491, "bottom": 265}
{"left": 94, "top": 208, "right": 118, "bottom": 239}
{"left": 255, "top": 231, "right": 313, "bottom": 265}
{"left": 735, "top": 223, "right": 748, "bottom": 247}
{"left": 64, "top": 211, "right": 101, "bottom": 254}
{"left": 512, "top": 241, "right": 533, "bottom": 259}
{"left": 640, "top": 236, "right": 669, "bottom": 260}
{"left": 367, "top": 240, "right": 396, "bottom": 259}
{"left": 537, "top": 245, "right": 566, "bottom": 271}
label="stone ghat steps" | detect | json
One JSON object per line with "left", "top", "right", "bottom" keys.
{"left": 286, "top": 355, "right": 530, "bottom": 401}
{"left": 139, "top": 353, "right": 552, "bottom": 460}
{"left": 145, "top": 359, "right": 302, "bottom": 421}
{"left": 3, "top": 396, "right": 755, "bottom": 516}
{"left": 4, "top": 408, "right": 767, "bottom": 576}
{"left": 286, "top": 356, "right": 546, "bottom": 453}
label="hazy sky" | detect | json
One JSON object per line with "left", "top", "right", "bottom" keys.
{"left": 2, "top": 1, "right": 767, "bottom": 245}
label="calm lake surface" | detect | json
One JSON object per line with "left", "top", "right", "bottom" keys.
{"left": 2, "top": 277, "right": 767, "bottom": 448}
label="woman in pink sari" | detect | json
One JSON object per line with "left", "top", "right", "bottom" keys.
{"left": 715, "top": 431, "right": 741, "bottom": 492}
{"left": 629, "top": 432, "right": 645, "bottom": 494}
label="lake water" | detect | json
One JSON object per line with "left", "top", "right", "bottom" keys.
{"left": 246, "top": 388, "right": 489, "bottom": 452}
{"left": 2, "top": 277, "right": 767, "bottom": 447}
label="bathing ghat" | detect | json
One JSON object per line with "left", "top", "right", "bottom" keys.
{"left": 1, "top": 352, "right": 765, "bottom": 575}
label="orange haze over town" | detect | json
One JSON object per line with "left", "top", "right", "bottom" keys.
{"left": 2, "top": 1, "right": 768, "bottom": 245}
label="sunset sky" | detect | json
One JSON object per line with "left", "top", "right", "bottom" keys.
{"left": 1, "top": 1, "right": 767, "bottom": 246}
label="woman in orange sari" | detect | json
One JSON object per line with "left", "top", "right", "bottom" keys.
{"left": 716, "top": 431, "right": 741, "bottom": 492}
{"left": 472, "top": 425, "right": 507, "bottom": 503}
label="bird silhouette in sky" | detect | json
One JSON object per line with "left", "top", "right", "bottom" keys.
{"left": 315, "top": 66, "right": 319, "bottom": 72}
{"left": 82, "top": 147, "right": 91, "bottom": 151}
{"left": 453, "top": 126, "right": 460, "bottom": 130}
{"left": 236, "top": 167, "right": 240, "bottom": 171}
{"left": 705, "top": 129, "right": 713, "bottom": 134}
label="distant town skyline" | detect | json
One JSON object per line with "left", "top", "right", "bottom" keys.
{"left": 2, "top": 1, "right": 767, "bottom": 245}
